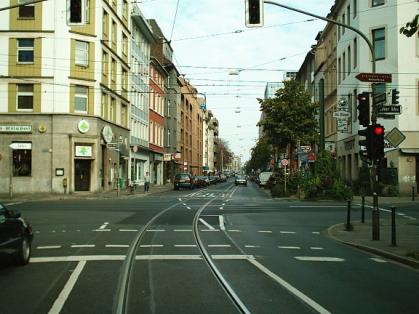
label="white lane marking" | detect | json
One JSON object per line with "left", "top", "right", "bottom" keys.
{"left": 62, "top": 230, "right": 66, "bottom": 233}
{"left": 99, "top": 222, "right": 109, "bottom": 230}
{"left": 178, "top": 198, "right": 182, "bottom": 201}
{"left": 397, "top": 213, "right": 406, "bottom": 216}
{"left": 199, "top": 218, "right": 215, "bottom": 230}
{"left": 52, "top": 230, "right": 56, "bottom": 233}
{"left": 226, "top": 199, "right": 231, "bottom": 202}
{"left": 174, "top": 245, "right": 197, "bottom": 248}
{"left": 93, "top": 229, "right": 111, "bottom": 232}
{"left": 258, "top": 230, "right": 272, "bottom": 233}
{"left": 119, "top": 229, "right": 138, "bottom": 232}
{"left": 147, "top": 229, "right": 165, "bottom": 232}
{"left": 289, "top": 205, "right": 345, "bottom": 208}
{"left": 228, "top": 229, "right": 242, "bottom": 232}
{"left": 219, "top": 207, "right": 224, "bottom": 210}
{"left": 37, "top": 246, "right": 62, "bottom": 250}
{"left": 71, "top": 245, "right": 95, "bottom": 248}
{"left": 248, "top": 259, "right": 331, "bottom": 314}
{"left": 183, "top": 203, "right": 187, "bottom": 206}
{"left": 310, "top": 247, "right": 324, "bottom": 250}
{"left": 280, "top": 231, "right": 296, "bottom": 234}
{"left": 174, "top": 229, "right": 192, "bottom": 232}
{"left": 186, "top": 207, "right": 192, "bottom": 210}
{"left": 312, "top": 231, "right": 320, "bottom": 234}
{"left": 219, "top": 215, "right": 226, "bottom": 231}
{"left": 208, "top": 244, "right": 231, "bottom": 248}
{"left": 212, "top": 255, "right": 254, "bottom": 260}
{"left": 201, "top": 229, "right": 220, "bottom": 232}
{"left": 31, "top": 256, "right": 126, "bottom": 263}
{"left": 106, "top": 245, "right": 130, "bottom": 248}
{"left": 245, "top": 245, "right": 260, "bottom": 248}
{"left": 370, "top": 257, "right": 387, "bottom": 263}
{"left": 405, "top": 216, "right": 417, "bottom": 220}
{"left": 278, "top": 246, "right": 301, "bottom": 250}
{"left": 294, "top": 256, "right": 345, "bottom": 262}
{"left": 222, "top": 203, "right": 226, "bottom": 206}
{"left": 48, "top": 261, "right": 86, "bottom": 314}
{"left": 136, "top": 255, "right": 202, "bottom": 260}
{"left": 139, "top": 245, "right": 164, "bottom": 248}
{"left": 200, "top": 214, "right": 220, "bottom": 217}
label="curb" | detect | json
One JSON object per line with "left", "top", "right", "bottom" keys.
{"left": 327, "top": 223, "right": 419, "bottom": 270}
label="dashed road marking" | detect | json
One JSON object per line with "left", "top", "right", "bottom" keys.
{"left": 98, "top": 222, "right": 109, "bottom": 230}
{"left": 370, "top": 257, "right": 387, "bottom": 263}
{"left": 280, "top": 231, "right": 296, "bottom": 234}
{"left": 228, "top": 229, "right": 241, "bottom": 232}
{"left": 37, "top": 246, "right": 62, "bottom": 250}
{"left": 199, "top": 218, "right": 215, "bottom": 230}
{"left": 186, "top": 206, "right": 192, "bottom": 210}
{"left": 294, "top": 256, "right": 345, "bottom": 262}
{"left": 310, "top": 247, "right": 324, "bottom": 250}
{"left": 147, "top": 229, "right": 165, "bottom": 232}
{"left": 93, "top": 229, "right": 111, "bottom": 232}
{"left": 139, "top": 244, "right": 164, "bottom": 248}
{"left": 174, "top": 229, "right": 192, "bottom": 232}
{"left": 119, "top": 229, "right": 138, "bottom": 232}
{"left": 278, "top": 246, "right": 301, "bottom": 250}
{"left": 201, "top": 229, "right": 220, "bottom": 232}
{"left": 174, "top": 244, "right": 197, "bottom": 248}
{"left": 71, "top": 245, "right": 95, "bottom": 248}
{"left": 312, "top": 231, "right": 320, "bottom": 234}
{"left": 208, "top": 244, "right": 231, "bottom": 248}
{"left": 245, "top": 245, "right": 260, "bottom": 248}
{"left": 258, "top": 230, "right": 272, "bottom": 233}
{"left": 106, "top": 245, "right": 130, "bottom": 248}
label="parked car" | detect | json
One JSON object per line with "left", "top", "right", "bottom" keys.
{"left": 192, "top": 176, "right": 206, "bottom": 188}
{"left": 208, "top": 176, "right": 218, "bottom": 184}
{"left": 258, "top": 171, "right": 273, "bottom": 188}
{"left": 219, "top": 174, "right": 227, "bottom": 182}
{"left": 174, "top": 173, "right": 194, "bottom": 190}
{"left": 235, "top": 175, "right": 247, "bottom": 186}
{"left": 0, "top": 203, "right": 33, "bottom": 266}
{"left": 199, "top": 176, "right": 211, "bottom": 186}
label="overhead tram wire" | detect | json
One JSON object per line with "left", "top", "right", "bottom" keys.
{"left": 169, "top": 0, "right": 181, "bottom": 42}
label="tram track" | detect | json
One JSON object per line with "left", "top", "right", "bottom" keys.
{"left": 114, "top": 182, "right": 249, "bottom": 314}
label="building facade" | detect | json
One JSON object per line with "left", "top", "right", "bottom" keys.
{"left": 0, "top": 0, "right": 131, "bottom": 194}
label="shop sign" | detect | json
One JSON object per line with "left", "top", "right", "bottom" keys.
{"left": 172, "top": 152, "right": 181, "bottom": 159}
{"left": 9, "top": 142, "right": 32, "bottom": 150}
{"left": 0, "top": 124, "right": 32, "bottom": 133}
{"left": 75, "top": 145, "right": 92, "bottom": 157}
{"left": 78, "top": 120, "right": 90, "bottom": 134}
{"left": 154, "top": 153, "right": 163, "bottom": 161}
{"left": 164, "top": 153, "right": 172, "bottom": 161}
{"left": 102, "top": 126, "right": 113, "bottom": 143}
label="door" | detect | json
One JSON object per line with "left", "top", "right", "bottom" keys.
{"left": 75, "top": 159, "right": 91, "bottom": 191}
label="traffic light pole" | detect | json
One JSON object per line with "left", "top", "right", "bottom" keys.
{"left": 264, "top": 1, "right": 380, "bottom": 240}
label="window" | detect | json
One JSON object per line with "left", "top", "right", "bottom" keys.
{"left": 122, "top": 33, "right": 128, "bottom": 56}
{"left": 75, "top": 85, "right": 88, "bottom": 112}
{"left": 353, "top": 0, "right": 357, "bottom": 17}
{"left": 167, "top": 100, "right": 171, "bottom": 117}
{"left": 75, "top": 40, "right": 88, "bottom": 67}
{"left": 103, "top": 10, "right": 109, "bottom": 37}
{"left": 110, "top": 97, "right": 115, "bottom": 121}
{"left": 111, "top": 21, "right": 117, "bottom": 46}
{"left": 372, "top": 28, "right": 385, "bottom": 60}
{"left": 338, "top": 57, "right": 341, "bottom": 84}
{"left": 353, "top": 89, "right": 357, "bottom": 122}
{"left": 348, "top": 46, "right": 351, "bottom": 74}
{"left": 342, "top": 52, "right": 346, "bottom": 80}
{"left": 102, "top": 51, "right": 108, "bottom": 77}
{"left": 353, "top": 38, "right": 357, "bottom": 68}
{"left": 17, "top": 84, "right": 34, "bottom": 110}
{"left": 101, "top": 93, "right": 107, "bottom": 118}
{"left": 121, "top": 105, "right": 126, "bottom": 126}
{"left": 372, "top": 0, "right": 384, "bottom": 7}
{"left": 68, "top": 0, "right": 84, "bottom": 24}
{"left": 12, "top": 144, "right": 32, "bottom": 176}
{"left": 111, "top": 58, "right": 116, "bottom": 83}
{"left": 342, "top": 14, "right": 345, "bottom": 34}
{"left": 347, "top": 5, "right": 350, "bottom": 25}
{"left": 121, "top": 68, "right": 127, "bottom": 91}
{"left": 122, "top": 0, "right": 128, "bottom": 20}
{"left": 167, "top": 129, "right": 171, "bottom": 147}
{"left": 19, "top": 0, "right": 34, "bottom": 18}
{"left": 17, "top": 38, "right": 34, "bottom": 63}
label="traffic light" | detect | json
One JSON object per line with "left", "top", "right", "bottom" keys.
{"left": 245, "top": 0, "right": 264, "bottom": 27}
{"left": 371, "top": 124, "right": 385, "bottom": 162}
{"left": 357, "top": 92, "right": 370, "bottom": 127}
{"left": 391, "top": 89, "right": 400, "bottom": 104}
{"left": 358, "top": 125, "right": 372, "bottom": 163}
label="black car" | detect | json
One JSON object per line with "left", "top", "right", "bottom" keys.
{"left": 0, "top": 203, "right": 33, "bottom": 265}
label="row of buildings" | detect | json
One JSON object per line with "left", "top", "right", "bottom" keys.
{"left": 260, "top": 0, "right": 418, "bottom": 195}
{"left": 0, "top": 1, "right": 225, "bottom": 195}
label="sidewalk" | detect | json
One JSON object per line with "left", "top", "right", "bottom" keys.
{"left": 0, "top": 184, "right": 174, "bottom": 204}
{"left": 328, "top": 215, "right": 419, "bottom": 269}
{"left": 352, "top": 195, "right": 419, "bottom": 207}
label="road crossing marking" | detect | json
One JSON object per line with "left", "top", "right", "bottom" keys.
{"left": 187, "top": 206, "right": 192, "bottom": 210}
{"left": 294, "top": 256, "right": 345, "bottom": 262}
{"left": 278, "top": 246, "right": 301, "bottom": 250}
{"left": 258, "top": 230, "right": 272, "bottom": 233}
{"left": 219, "top": 215, "right": 226, "bottom": 231}
{"left": 98, "top": 222, "right": 109, "bottom": 230}
{"left": 37, "top": 246, "right": 62, "bottom": 250}
{"left": 48, "top": 261, "right": 86, "bottom": 314}
{"left": 370, "top": 257, "right": 387, "bottom": 263}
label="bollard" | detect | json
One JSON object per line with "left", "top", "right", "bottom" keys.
{"left": 345, "top": 200, "right": 353, "bottom": 231}
{"left": 412, "top": 187, "right": 415, "bottom": 202}
{"left": 391, "top": 206, "right": 397, "bottom": 246}
{"left": 361, "top": 195, "right": 365, "bottom": 223}
{"left": 372, "top": 193, "right": 380, "bottom": 240}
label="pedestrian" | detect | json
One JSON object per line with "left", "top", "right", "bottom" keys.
{"left": 144, "top": 172, "right": 150, "bottom": 192}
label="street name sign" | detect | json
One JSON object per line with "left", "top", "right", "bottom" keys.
{"left": 373, "top": 92, "right": 386, "bottom": 107}
{"left": 9, "top": 142, "right": 32, "bottom": 150}
{"left": 333, "top": 111, "right": 351, "bottom": 118}
{"left": 378, "top": 105, "right": 401, "bottom": 114}
{"left": 107, "top": 143, "right": 118, "bottom": 150}
{"left": 355, "top": 73, "right": 392, "bottom": 83}
{"left": 385, "top": 127, "right": 406, "bottom": 147}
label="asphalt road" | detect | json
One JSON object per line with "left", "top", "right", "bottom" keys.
{"left": 1, "top": 180, "right": 418, "bottom": 314}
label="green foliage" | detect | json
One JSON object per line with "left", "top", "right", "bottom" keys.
{"left": 244, "top": 137, "right": 272, "bottom": 173}
{"left": 258, "top": 79, "right": 319, "bottom": 151}
{"left": 270, "top": 171, "right": 303, "bottom": 197}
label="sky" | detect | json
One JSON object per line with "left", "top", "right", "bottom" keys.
{"left": 140, "top": 0, "right": 333, "bottom": 163}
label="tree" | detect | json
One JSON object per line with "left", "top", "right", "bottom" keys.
{"left": 400, "top": 14, "right": 418, "bottom": 37}
{"left": 258, "top": 79, "right": 318, "bottom": 153}
{"left": 244, "top": 136, "right": 272, "bottom": 173}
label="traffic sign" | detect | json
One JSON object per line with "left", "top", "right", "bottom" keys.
{"left": 385, "top": 127, "right": 406, "bottom": 147}
{"left": 107, "top": 143, "right": 118, "bottom": 150}
{"left": 373, "top": 92, "right": 386, "bottom": 107}
{"left": 300, "top": 145, "right": 311, "bottom": 153}
{"left": 9, "top": 143, "right": 31, "bottom": 150}
{"left": 333, "top": 111, "right": 351, "bottom": 118}
{"left": 281, "top": 159, "right": 288, "bottom": 166}
{"left": 355, "top": 73, "right": 392, "bottom": 83}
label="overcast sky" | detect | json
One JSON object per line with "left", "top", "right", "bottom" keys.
{"left": 141, "top": 0, "right": 333, "bottom": 163}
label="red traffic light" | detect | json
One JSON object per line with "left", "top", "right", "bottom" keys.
{"left": 373, "top": 125, "right": 384, "bottom": 136}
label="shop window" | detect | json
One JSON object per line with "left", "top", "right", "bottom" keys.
{"left": 75, "top": 85, "right": 88, "bottom": 112}
{"left": 75, "top": 40, "right": 89, "bottom": 67}
{"left": 17, "top": 38, "right": 34, "bottom": 63}
{"left": 16, "top": 84, "right": 34, "bottom": 110}
{"left": 13, "top": 145, "right": 32, "bottom": 176}
{"left": 18, "top": 0, "right": 34, "bottom": 18}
